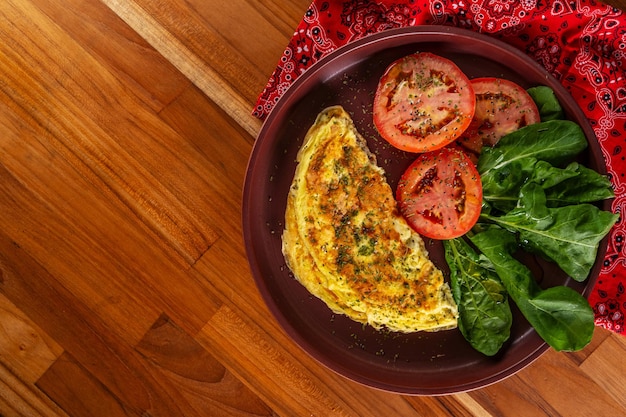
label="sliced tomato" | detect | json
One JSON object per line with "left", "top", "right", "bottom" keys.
{"left": 373, "top": 52, "right": 475, "bottom": 153}
{"left": 396, "top": 147, "right": 482, "bottom": 240}
{"left": 457, "top": 77, "right": 541, "bottom": 152}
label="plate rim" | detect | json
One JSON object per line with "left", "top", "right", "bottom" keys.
{"left": 243, "top": 25, "right": 605, "bottom": 395}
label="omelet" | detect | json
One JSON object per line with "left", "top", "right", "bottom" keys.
{"left": 282, "top": 106, "right": 458, "bottom": 332}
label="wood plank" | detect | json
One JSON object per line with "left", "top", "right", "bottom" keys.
{"left": 0, "top": 230, "right": 155, "bottom": 413}
{"left": 0, "top": 362, "right": 68, "bottom": 417}
{"left": 0, "top": 97, "right": 225, "bottom": 338}
{"left": 101, "top": 0, "right": 262, "bottom": 137}
{"left": 469, "top": 374, "right": 553, "bottom": 416}
{"left": 0, "top": 293, "right": 63, "bottom": 383}
{"left": 101, "top": 0, "right": 311, "bottom": 134}
{"left": 447, "top": 393, "right": 492, "bottom": 417}
{"left": 36, "top": 353, "right": 133, "bottom": 417}
{"left": 247, "top": 0, "right": 314, "bottom": 36}
{"left": 579, "top": 333, "right": 626, "bottom": 406}
{"left": 197, "top": 303, "right": 456, "bottom": 416}
{"left": 518, "top": 348, "right": 625, "bottom": 416}
{"left": 468, "top": 346, "right": 626, "bottom": 416}
{"left": 404, "top": 395, "right": 473, "bottom": 417}
{"left": 0, "top": 156, "right": 159, "bottom": 344}
{"left": 38, "top": 314, "right": 276, "bottom": 417}
{"left": 197, "top": 305, "right": 368, "bottom": 417}
{"left": 156, "top": 84, "right": 253, "bottom": 216}
{"left": 35, "top": 316, "right": 227, "bottom": 416}
{"left": 184, "top": 0, "right": 310, "bottom": 79}
{"left": 136, "top": 314, "right": 275, "bottom": 416}
{"left": 0, "top": 222, "right": 222, "bottom": 416}
{"left": 0, "top": 0, "right": 219, "bottom": 265}
{"left": 32, "top": 0, "right": 191, "bottom": 112}
{"left": 193, "top": 234, "right": 284, "bottom": 340}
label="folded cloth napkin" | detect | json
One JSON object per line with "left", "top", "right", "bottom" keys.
{"left": 254, "top": 0, "right": 626, "bottom": 334}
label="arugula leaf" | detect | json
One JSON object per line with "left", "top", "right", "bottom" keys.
{"left": 478, "top": 120, "right": 588, "bottom": 176}
{"left": 536, "top": 162, "right": 615, "bottom": 206}
{"left": 444, "top": 238, "right": 512, "bottom": 356}
{"left": 480, "top": 158, "right": 536, "bottom": 212}
{"left": 481, "top": 183, "right": 618, "bottom": 281}
{"left": 478, "top": 120, "right": 589, "bottom": 212}
{"left": 481, "top": 159, "right": 614, "bottom": 212}
{"left": 448, "top": 86, "right": 616, "bottom": 355}
{"left": 527, "top": 86, "right": 565, "bottom": 121}
{"left": 470, "top": 227, "right": 595, "bottom": 352}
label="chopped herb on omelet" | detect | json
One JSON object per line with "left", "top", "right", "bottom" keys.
{"left": 282, "top": 106, "right": 458, "bottom": 333}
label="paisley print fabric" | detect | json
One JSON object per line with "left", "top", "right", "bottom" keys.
{"left": 253, "top": 0, "right": 626, "bottom": 334}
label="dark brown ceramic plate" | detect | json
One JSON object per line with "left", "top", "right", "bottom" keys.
{"left": 242, "top": 26, "right": 607, "bottom": 395}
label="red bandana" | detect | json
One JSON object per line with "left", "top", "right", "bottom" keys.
{"left": 253, "top": 0, "right": 626, "bottom": 334}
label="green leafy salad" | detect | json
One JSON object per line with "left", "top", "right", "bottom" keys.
{"left": 443, "top": 87, "right": 618, "bottom": 356}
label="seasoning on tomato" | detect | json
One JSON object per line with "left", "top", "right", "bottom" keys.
{"left": 457, "top": 77, "right": 541, "bottom": 154}
{"left": 396, "top": 147, "right": 482, "bottom": 240}
{"left": 373, "top": 52, "right": 475, "bottom": 153}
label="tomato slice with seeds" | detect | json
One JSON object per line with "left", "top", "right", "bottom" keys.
{"left": 396, "top": 147, "right": 482, "bottom": 240}
{"left": 373, "top": 52, "right": 475, "bottom": 153}
{"left": 457, "top": 77, "right": 541, "bottom": 153}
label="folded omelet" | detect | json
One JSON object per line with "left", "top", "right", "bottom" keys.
{"left": 282, "top": 106, "right": 458, "bottom": 332}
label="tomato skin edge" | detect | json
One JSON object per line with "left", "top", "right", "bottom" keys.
{"left": 456, "top": 77, "right": 541, "bottom": 154}
{"left": 396, "top": 147, "right": 483, "bottom": 240}
{"left": 373, "top": 52, "right": 476, "bottom": 154}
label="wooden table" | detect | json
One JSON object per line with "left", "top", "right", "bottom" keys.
{"left": 2, "top": 1, "right": 626, "bottom": 416}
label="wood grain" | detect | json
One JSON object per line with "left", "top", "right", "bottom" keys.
{"left": 1, "top": 0, "right": 626, "bottom": 415}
